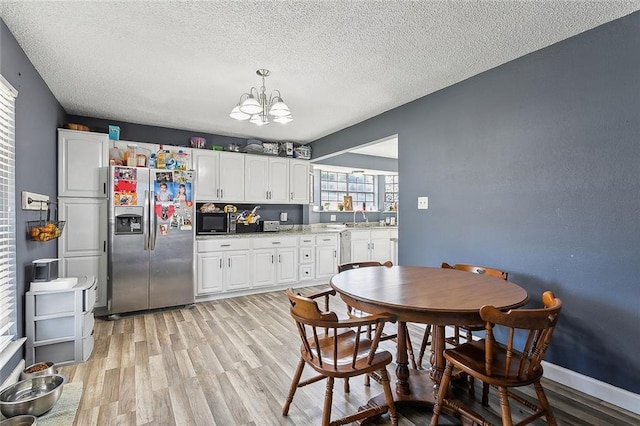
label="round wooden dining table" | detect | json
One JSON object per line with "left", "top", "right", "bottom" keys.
{"left": 330, "top": 265, "right": 529, "bottom": 421}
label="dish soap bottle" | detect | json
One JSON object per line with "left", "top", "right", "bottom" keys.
{"left": 156, "top": 145, "right": 166, "bottom": 169}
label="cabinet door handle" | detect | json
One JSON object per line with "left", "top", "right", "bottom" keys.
{"left": 228, "top": 258, "right": 231, "bottom": 267}
{"left": 103, "top": 241, "right": 106, "bottom": 252}
{"left": 333, "top": 250, "right": 336, "bottom": 258}
{"left": 221, "top": 189, "right": 224, "bottom": 199}
{"left": 220, "top": 258, "right": 223, "bottom": 268}
{"left": 272, "top": 241, "right": 281, "bottom": 245}
{"left": 220, "top": 244, "right": 231, "bottom": 247}
{"left": 217, "top": 189, "right": 220, "bottom": 198}
{"left": 271, "top": 255, "right": 274, "bottom": 263}
{"left": 278, "top": 254, "right": 281, "bottom": 263}
{"left": 290, "top": 192, "right": 293, "bottom": 200}
{"left": 303, "top": 239, "right": 311, "bottom": 243}
{"left": 103, "top": 182, "right": 107, "bottom": 195}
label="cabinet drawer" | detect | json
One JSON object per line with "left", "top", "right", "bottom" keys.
{"left": 316, "top": 235, "right": 338, "bottom": 246}
{"left": 34, "top": 292, "right": 75, "bottom": 316}
{"left": 299, "top": 265, "right": 314, "bottom": 280}
{"left": 299, "top": 247, "right": 314, "bottom": 263}
{"left": 298, "top": 236, "right": 315, "bottom": 246}
{"left": 34, "top": 340, "right": 75, "bottom": 364}
{"left": 348, "top": 230, "right": 370, "bottom": 241}
{"left": 253, "top": 236, "right": 297, "bottom": 249}
{"left": 370, "top": 229, "right": 390, "bottom": 239}
{"left": 197, "top": 238, "right": 250, "bottom": 252}
{"left": 84, "top": 284, "right": 96, "bottom": 312}
{"left": 34, "top": 310, "right": 93, "bottom": 342}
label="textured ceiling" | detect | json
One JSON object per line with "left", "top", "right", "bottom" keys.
{"left": 1, "top": 1, "right": 639, "bottom": 144}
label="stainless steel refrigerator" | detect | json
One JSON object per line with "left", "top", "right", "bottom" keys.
{"left": 107, "top": 166, "right": 195, "bottom": 315}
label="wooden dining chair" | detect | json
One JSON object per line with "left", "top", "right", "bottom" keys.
{"left": 283, "top": 288, "right": 398, "bottom": 426}
{"left": 338, "top": 261, "right": 418, "bottom": 381}
{"left": 430, "top": 291, "right": 562, "bottom": 426}
{"left": 417, "top": 262, "right": 509, "bottom": 405}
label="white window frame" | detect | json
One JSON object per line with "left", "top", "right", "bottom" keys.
{"left": 320, "top": 171, "right": 377, "bottom": 211}
{"left": 0, "top": 74, "right": 21, "bottom": 376}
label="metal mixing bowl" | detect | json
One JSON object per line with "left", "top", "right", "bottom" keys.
{"left": 20, "top": 362, "right": 56, "bottom": 381}
{"left": 0, "top": 375, "right": 64, "bottom": 418}
{"left": 0, "top": 415, "right": 37, "bottom": 426}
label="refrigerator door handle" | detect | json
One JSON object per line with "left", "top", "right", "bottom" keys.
{"left": 150, "top": 190, "right": 157, "bottom": 250}
{"left": 143, "top": 190, "right": 150, "bottom": 250}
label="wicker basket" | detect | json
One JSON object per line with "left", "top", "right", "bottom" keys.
{"left": 27, "top": 221, "right": 65, "bottom": 242}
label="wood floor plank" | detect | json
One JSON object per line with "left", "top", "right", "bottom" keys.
{"left": 58, "top": 286, "right": 640, "bottom": 426}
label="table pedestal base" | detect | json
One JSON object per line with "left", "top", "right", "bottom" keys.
{"left": 356, "top": 367, "right": 484, "bottom": 425}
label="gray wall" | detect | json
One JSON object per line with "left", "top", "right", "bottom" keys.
{"left": 310, "top": 12, "right": 640, "bottom": 394}
{"left": 0, "top": 20, "right": 66, "bottom": 381}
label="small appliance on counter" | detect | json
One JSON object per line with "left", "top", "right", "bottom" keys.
{"left": 262, "top": 220, "right": 280, "bottom": 232}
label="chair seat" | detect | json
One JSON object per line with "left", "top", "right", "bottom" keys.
{"left": 302, "top": 330, "right": 393, "bottom": 378}
{"left": 444, "top": 340, "right": 544, "bottom": 387}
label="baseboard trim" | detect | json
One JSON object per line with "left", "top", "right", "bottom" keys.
{"left": 542, "top": 361, "right": 640, "bottom": 415}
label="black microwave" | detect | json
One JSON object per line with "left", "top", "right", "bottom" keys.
{"left": 196, "top": 211, "right": 238, "bottom": 235}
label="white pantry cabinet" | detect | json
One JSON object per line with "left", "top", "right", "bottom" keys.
{"left": 192, "top": 150, "right": 245, "bottom": 202}
{"left": 58, "top": 129, "right": 109, "bottom": 198}
{"left": 57, "top": 198, "right": 108, "bottom": 307}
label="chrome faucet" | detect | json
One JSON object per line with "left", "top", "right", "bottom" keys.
{"left": 353, "top": 210, "right": 367, "bottom": 226}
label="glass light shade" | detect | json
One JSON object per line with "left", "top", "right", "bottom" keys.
{"left": 269, "top": 100, "right": 290, "bottom": 117}
{"left": 273, "top": 115, "right": 293, "bottom": 124}
{"left": 229, "top": 105, "right": 251, "bottom": 120}
{"left": 239, "top": 96, "right": 263, "bottom": 115}
{"left": 250, "top": 115, "right": 269, "bottom": 126}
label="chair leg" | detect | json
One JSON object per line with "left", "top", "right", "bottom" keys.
{"left": 481, "top": 381, "right": 490, "bottom": 406}
{"left": 533, "top": 380, "right": 557, "bottom": 425}
{"left": 282, "top": 358, "right": 305, "bottom": 416}
{"left": 497, "top": 386, "right": 513, "bottom": 426}
{"left": 430, "top": 362, "right": 454, "bottom": 426}
{"left": 379, "top": 368, "right": 398, "bottom": 426}
{"left": 417, "top": 324, "right": 431, "bottom": 369}
{"left": 322, "top": 376, "right": 334, "bottom": 426}
{"left": 364, "top": 373, "right": 370, "bottom": 386}
{"left": 406, "top": 325, "right": 418, "bottom": 370}
{"left": 344, "top": 377, "right": 350, "bottom": 393}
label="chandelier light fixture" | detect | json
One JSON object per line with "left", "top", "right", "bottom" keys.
{"left": 229, "top": 69, "right": 293, "bottom": 126}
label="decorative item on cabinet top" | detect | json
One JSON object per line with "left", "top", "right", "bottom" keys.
{"left": 26, "top": 198, "right": 65, "bottom": 242}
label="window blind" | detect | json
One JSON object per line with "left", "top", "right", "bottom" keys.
{"left": 0, "top": 74, "right": 17, "bottom": 357}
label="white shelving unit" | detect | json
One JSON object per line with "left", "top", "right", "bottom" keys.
{"left": 25, "top": 276, "right": 97, "bottom": 366}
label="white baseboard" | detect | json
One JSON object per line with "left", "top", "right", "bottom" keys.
{"left": 414, "top": 326, "right": 640, "bottom": 416}
{"left": 542, "top": 361, "right": 640, "bottom": 416}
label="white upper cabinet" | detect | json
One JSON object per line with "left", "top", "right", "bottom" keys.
{"left": 192, "top": 150, "right": 245, "bottom": 202}
{"left": 289, "top": 159, "right": 309, "bottom": 204}
{"left": 58, "top": 129, "right": 109, "bottom": 198}
{"left": 245, "top": 155, "right": 290, "bottom": 203}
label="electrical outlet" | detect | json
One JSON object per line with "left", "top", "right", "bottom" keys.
{"left": 22, "top": 191, "right": 49, "bottom": 210}
{"left": 280, "top": 212, "right": 288, "bottom": 222}
{"left": 330, "top": 215, "right": 336, "bottom": 222}
{"left": 418, "top": 196, "right": 429, "bottom": 210}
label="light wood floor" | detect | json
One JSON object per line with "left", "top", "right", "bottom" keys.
{"left": 59, "top": 286, "right": 640, "bottom": 425}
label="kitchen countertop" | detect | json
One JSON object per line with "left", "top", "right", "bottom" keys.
{"left": 196, "top": 224, "right": 397, "bottom": 239}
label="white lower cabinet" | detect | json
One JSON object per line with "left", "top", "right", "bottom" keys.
{"left": 25, "top": 276, "right": 96, "bottom": 366}
{"left": 347, "top": 229, "right": 391, "bottom": 264}
{"left": 252, "top": 237, "right": 298, "bottom": 287}
{"left": 315, "top": 234, "right": 339, "bottom": 279}
{"left": 196, "top": 239, "right": 250, "bottom": 295}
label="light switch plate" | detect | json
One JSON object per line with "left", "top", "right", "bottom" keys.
{"left": 330, "top": 215, "right": 336, "bottom": 222}
{"left": 418, "top": 196, "right": 429, "bottom": 210}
